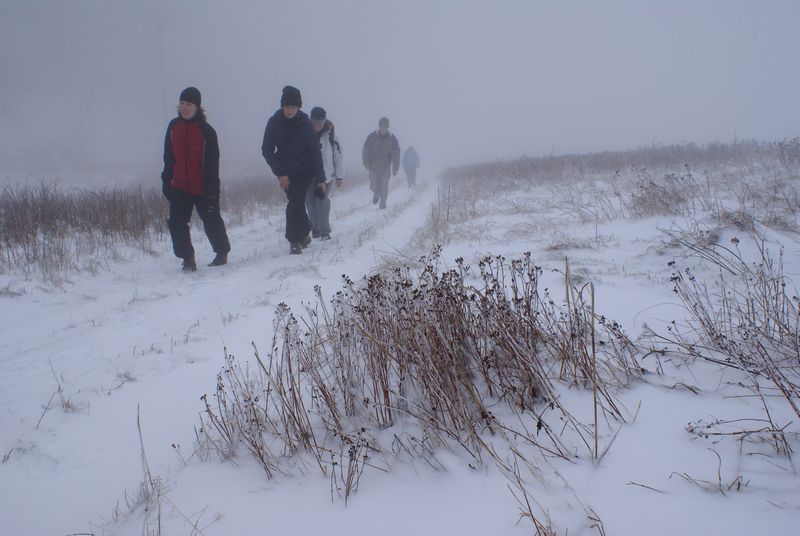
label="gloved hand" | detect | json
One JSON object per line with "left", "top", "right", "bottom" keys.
{"left": 162, "top": 182, "right": 172, "bottom": 200}
{"left": 313, "top": 184, "right": 326, "bottom": 200}
{"left": 335, "top": 178, "right": 343, "bottom": 188}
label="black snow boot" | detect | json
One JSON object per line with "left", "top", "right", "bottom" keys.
{"left": 290, "top": 242, "right": 303, "bottom": 254}
{"left": 208, "top": 253, "right": 228, "bottom": 267}
{"left": 181, "top": 256, "right": 197, "bottom": 272}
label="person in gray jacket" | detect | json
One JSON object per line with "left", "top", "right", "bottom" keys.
{"left": 306, "top": 106, "right": 344, "bottom": 240}
{"left": 362, "top": 116, "right": 400, "bottom": 209}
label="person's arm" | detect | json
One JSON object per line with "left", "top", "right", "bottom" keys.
{"left": 261, "top": 118, "right": 285, "bottom": 177}
{"left": 309, "top": 124, "right": 326, "bottom": 186}
{"left": 392, "top": 136, "right": 401, "bottom": 176}
{"left": 332, "top": 131, "right": 345, "bottom": 180}
{"left": 201, "top": 123, "right": 221, "bottom": 195}
{"left": 362, "top": 133, "right": 372, "bottom": 170}
{"left": 160, "top": 119, "right": 176, "bottom": 199}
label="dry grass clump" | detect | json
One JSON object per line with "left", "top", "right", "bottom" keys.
{"left": 0, "top": 183, "right": 166, "bottom": 279}
{"left": 439, "top": 139, "right": 798, "bottom": 234}
{"left": 0, "top": 178, "right": 286, "bottom": 280}
{"left": 441, "top": 139, "right": 775, "bottom": 185}
{"left": 776, "top": 137, "right": 800, "bottom": 170}
{"left": 624, "top": 168, "right": 699, "bottom": 218}
{"left": 648, "top": 234, "right": 800, "bottom": 455}
{"left": 198, "top": 249, "right": 642, "bottom": 517}
{"left": 714, "top": 209, "right": 755, "bottom": 232}
{"left": 213, "top": 175, "right": 286, "bottom": 226}
{"left": 718, "top": 176, "right": 800, "bottom": 233}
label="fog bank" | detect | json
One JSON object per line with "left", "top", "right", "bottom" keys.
{"left": 1, "top": 0, "right": 798, "bottom": 186}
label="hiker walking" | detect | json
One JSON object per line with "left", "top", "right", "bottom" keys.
{"left": 261, "top": 85, "right": 326, "bottom": 254}
{"left": 306, "top": 106, "right": 344, "bottom": 240}
{"left": 402, "top": 146, "right": 420, "bottom": 187}
{"left": 161, "top": 86, "right": 230, "bottom": 272}
{"left": 362, "top": 116, "right": 400, "bottom": 209}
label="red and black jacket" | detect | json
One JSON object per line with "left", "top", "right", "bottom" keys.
{"left": 161, "top": 116, "right": 220, "bottom": 196}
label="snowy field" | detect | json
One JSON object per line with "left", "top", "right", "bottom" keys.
{"left": 2, "top": 159, "right": 800, "bottom": 535}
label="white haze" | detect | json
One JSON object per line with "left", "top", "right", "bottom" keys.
{"left": 1, "top": 0, "right": 799, "bottom": 185}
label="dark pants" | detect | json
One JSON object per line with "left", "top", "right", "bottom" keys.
{"left": 285, "top": 174, "right": 312, "bottom": 243}
{"left": 369, "top": 168, "right": 391, "bottom": 208}
{"left": 167, "top": 188, "right": 230, "bottom": 260}
{"left": 404, "top": 168, "right": 417, "bottom": 187}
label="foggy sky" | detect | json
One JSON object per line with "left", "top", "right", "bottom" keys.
{"left": 1, "top": 0, "right": 799, "bottom": 184}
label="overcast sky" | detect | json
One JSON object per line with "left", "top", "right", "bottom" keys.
{"left": 1, "top": 0, "right": 798, "bottom": 184}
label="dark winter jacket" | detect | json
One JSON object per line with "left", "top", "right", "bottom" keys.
{"left": 362, "top": 131, "right": 400, "bottom": 175}
{"left": 161, "top": 116, "right": 220, "bottom": 196}
{"left": 261, "top": 109, "right": 326, "bottom": 184}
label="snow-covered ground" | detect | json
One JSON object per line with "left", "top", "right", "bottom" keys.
{"left": 2, "top": 166, "right": 799, "bottom": 535}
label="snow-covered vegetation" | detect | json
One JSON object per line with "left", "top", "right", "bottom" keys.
{"left": 2, "top": 140, "right": 800, "bottom": 534}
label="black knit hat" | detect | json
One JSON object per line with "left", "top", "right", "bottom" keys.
{"left": 281, "top": 85, "right": 302, "bottom": 107}
{"left": 310, "top": 106, "right": 326, "bottom": 121}
{"left": 379, "top": 116, "right": 389, "bottom": 128}
{"left": 179, "top": 87, "right": 201, "bottom": 107}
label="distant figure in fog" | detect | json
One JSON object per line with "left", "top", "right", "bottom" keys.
{"left": 362, "top": 116, "right": 400, "bottom": 209}
{"left": 161, "top": 86, "right": 230, "bottom": 272}
{"left": 261, "top": 85, "right": 326, "bottom": 254}
{"left": 402, "top": 146, "right": 420, "bottom": 187}
{"left": 306, "top": 106, "right": 344, "bottom": 240}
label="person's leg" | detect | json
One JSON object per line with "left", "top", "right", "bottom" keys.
{"left": 369, "top": 169, "right": 379, "bottom": 203}
{"left": 409, "top": 169, "right": 416, "bottom": 186}
{"left": 305, "top": 186, "right": 321, "bottom": 237}
{"left": 285, "top": 175, "right": 312, "bottom": 245}
{"left": 195, "top": 193, "right": 231, "bottom": 257}
{"left": 378, "top": 168, "right": 390, "bottom": 209}
{"left": 405, "top": 170, "right": 412, "bottom": 187}
{"left": 318, "top": 193, "right": 332, "bottom": 236}
{"left": 167, "top": 189, "right": 195, "bottom": 260}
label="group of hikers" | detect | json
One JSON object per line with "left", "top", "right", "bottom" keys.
{"left": 161, "top": 85, "right": 421, "bottom": 271}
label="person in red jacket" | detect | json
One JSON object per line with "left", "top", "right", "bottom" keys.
{"left": 161, "top": 87, "right": 231, "bottom": 272}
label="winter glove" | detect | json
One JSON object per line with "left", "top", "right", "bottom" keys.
{"left": 162, "top": 182, "right": 172, "bottom": 201}
{"left": 313, "top": 184, "right": 326, "bottom": 200}
{"left": 335, "top": 178, "right": 343, "bottom": 188}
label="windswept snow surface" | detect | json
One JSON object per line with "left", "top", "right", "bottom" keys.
{"left": 1, "top": 171, "right": 799, "bottom": 535}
